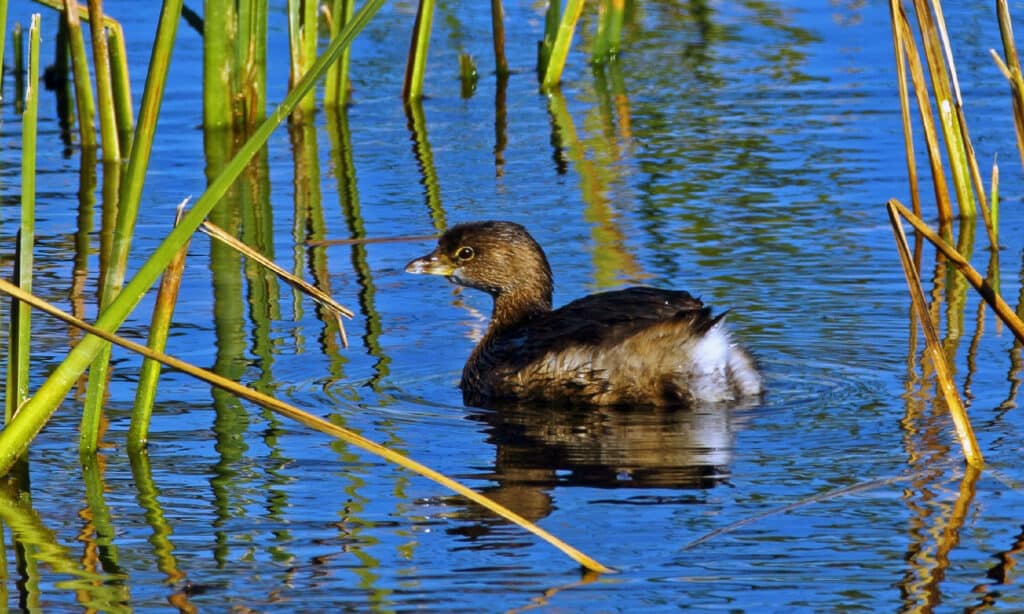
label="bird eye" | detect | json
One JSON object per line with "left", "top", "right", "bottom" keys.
{"left": 456, "top": 246, "right": 475, "bottom": 261}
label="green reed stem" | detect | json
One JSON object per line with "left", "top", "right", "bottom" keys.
{"left": 129, "top": 206, "right": 191, "bottom": 451}
{"left": 239, "top": 0, "right": 267, "bottom": 125}
{"left": 542, "top": 0, "right": 584, "bottom": 90}
{"left": 0, "top": 0, "right": 386, "bottom": 477}
{"left": 537, "top": 0, "right": 559, "bottom": 77}
{"left": 325, "top": 0, "right": 354, "bottom": 106}
{"left": 86, "top": 0, "right": 119, "bottom": 160}
{"left": 4, "top": 14, "right": 40, "bottom": 425}
{"left": 80, "top": 0, "right": 184, "bottom": 454}
{"left": 288, "top": 0, "right": 318, "bottom": 119}
{"left": 203, "top": 0, "right": 236, "bottom": 128}
{"left": 105, "top": 19, "right": 133, "bottom": 150}
{"left": 62, "top": 0, "right": 96, "bottom": 146}
{"left": 592, "top": 0, "right": 625, "bottom": 65}
{"left": 402, "top": 0, "right": 434, "bottom": 101}
{"left": 12, "top": 22, "right": 23, "bottom": 112}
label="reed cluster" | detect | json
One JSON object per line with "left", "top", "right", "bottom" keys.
{"left": 0, "top": 0, "right": 631, "bottom": 580}
{"left": 888, "top": 0, "right": 1024, "bottom": 467}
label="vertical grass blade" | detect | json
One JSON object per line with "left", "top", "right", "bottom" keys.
{"left": 4, "top": 14, "right": 41, "bottom": 425}
{"left": 542, "top": 0, "right": 584, "bottom": 90}
{"left": 0, "top": 0, "right": 387, "bottom": 477}
{"left": 887, "top": 200, "right": 982, "bottom": 468}
{"left": 63, "top": 0, "right": 96, "bottom": 146}
{"left": 86, "top": 0, "right": 119, "bottom": 160}
{"left": 402, "top": 0, "right": 434, "bottom": 101}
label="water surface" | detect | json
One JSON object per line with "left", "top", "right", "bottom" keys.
{"left": 1, "top": 1, "right": 1023, "bottom": 611}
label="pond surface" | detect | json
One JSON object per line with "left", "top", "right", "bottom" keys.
{"left": 2, "top": 0, "right": 1024, "bottom": 611}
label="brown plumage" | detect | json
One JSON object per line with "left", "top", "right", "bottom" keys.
{"left": 405, "top": 221, "right": 763, "bottom": 408}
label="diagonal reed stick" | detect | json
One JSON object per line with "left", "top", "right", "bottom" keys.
{"left": 0, "top": 278, "right": 613, "bottom": 575}
{"left": 889, "top": 199, "right": 1024, "bottom": 343}
{"left": 200, "top": 219, "right": 352, "bottom": 347}
{"left": 887, "top": 199, "right": 982, "bottom": 467}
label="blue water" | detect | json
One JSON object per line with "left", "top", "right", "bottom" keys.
{"left": 1, "top": 0, "right": 1024, "bottom": 611}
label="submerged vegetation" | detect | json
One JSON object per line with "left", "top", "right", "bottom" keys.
{"left": 0, "top": 0, "right": 1021, "bottom": 608}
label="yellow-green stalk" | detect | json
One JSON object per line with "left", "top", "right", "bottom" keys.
{"left": 288, "top": 0, "right": 318, "bottom": 119}
{"left": 62, "top": 0, "right": 96, "bottom": 146}
{"left": 86, "top": 0, "right": 120, "bottom": 160}
{"left": 542, "top": 0, "right": 584, "bottom": 90}
{"left": 325, "top": 0, "right": 354, "bottom": 107}
{"left": 402, "top": 0, "right": 435, "bottom": 101}
{"left": 5, "top": 14, "right": 40, "bottom": 425}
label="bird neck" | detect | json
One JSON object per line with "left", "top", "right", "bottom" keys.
{"left": 489, "top": 286, "right": 552, "bottom": 333}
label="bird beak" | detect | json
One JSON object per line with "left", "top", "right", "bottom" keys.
{"left": 405, "top": 249, "right": 455, "bottom": 276}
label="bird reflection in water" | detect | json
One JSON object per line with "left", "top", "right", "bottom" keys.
{"left": 438, "top": 400, "right": 755, "bottom": 539}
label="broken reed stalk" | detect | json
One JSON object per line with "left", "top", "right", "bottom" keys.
{"left": 0, "top": 278, "right": 614, "bottom": 575}
{"left": 129, "top": 202, "right": 192, "bottom": 451}
{"left": 5, "top": 14, "right": 41, "bottom": 423}
{"left": 490, "top": 0, "right": 508, "bottom": 77}
{"left": 889, "top": 199, "right": 1024, "bottom": 343}
{"left": 887, "top": 199, "right": 983, "bottom": 468}
{"left": 200, "top": 220, "right": 352, "bottom": 347}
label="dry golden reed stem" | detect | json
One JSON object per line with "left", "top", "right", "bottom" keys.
{"left": 200, "top": 220, "right": 352, "bottom": 347}
{"left": 0, "top": 277, "right": 614, "bottom": 575}
{"left": 887, "top": 199, "right": 982, "bottom": 468}
{"left": 890, "top": 199, "right": 1024, "bottom": 343}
